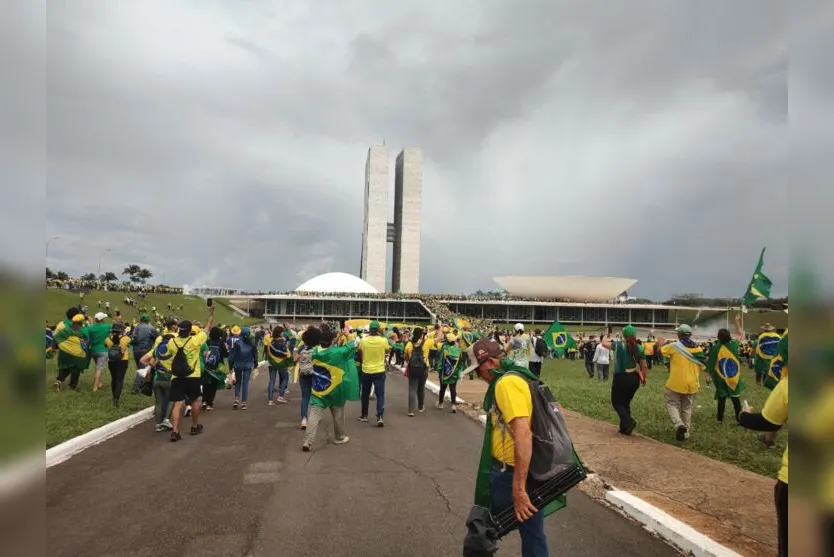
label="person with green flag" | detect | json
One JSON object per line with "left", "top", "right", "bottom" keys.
{"left": 302, "top": 324, "right": 359, "bottom": 452}
{"left": 435, "top": 332, "right": 464, "bottom": 413}
{"left": 52, "top": 309, "right": 91, "bottom": 392}
{"left": 542, "top": 321, "right": 568, "bottom": 358}
{"left": 742, "top": 247, "right": 773, "bottom": 309}
{"left": 461, "top": 339, "right": 582, "bottom": 557}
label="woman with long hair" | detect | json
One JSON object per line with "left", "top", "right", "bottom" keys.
{"left": 294, "top": 327, "right": 315, "bottom": 429}
{"left": 104, "top": 323, "right": 130, "bottom": 408}
{"left": 404, "top": 328, "right": 428, "bottom": 416}
{"left": 264, "top": 325, "right": 292, "bottom": 405}
{"left": 201, "top": 326, "right": 229, "bottom": 411}
{"left": 607, "top": 325, "right": 648, "bottom": 435}
{"left": 706, "top": 314, "right": 746, "bottom": 422}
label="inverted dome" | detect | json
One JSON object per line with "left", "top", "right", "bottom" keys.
{"left": 296, "top": 272, "right": 379, "bottom": 294}
{"left": 493, "top": 276, "right": 637, "bottom": 302}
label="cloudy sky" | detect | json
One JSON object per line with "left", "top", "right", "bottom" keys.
{"left": 39, "top": 0, "right": 797, "bottom": 300}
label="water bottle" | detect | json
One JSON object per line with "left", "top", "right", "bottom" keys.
{"left": 742, "top": 399, "right": 751, "bottom": 412}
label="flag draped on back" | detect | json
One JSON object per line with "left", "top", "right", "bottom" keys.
{"left": 543, "top": 321, "right": 569, "bottom": 356}
{"left": 713, "top": 343, "right": 742, "bottom": 391}
{"left": 310, "top": 343, "right": 359, "bottom": 408}
{"left": 764, "top": 330, "right": 788, "bottom": 390}
{"left": 742, "top": 247, "right": 773, "bottom": 308}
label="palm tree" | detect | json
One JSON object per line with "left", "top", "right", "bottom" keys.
{"left": 136, "top": 268, "right": 154, "bottom": 284}
{"left": 46, "top": 267, "right": 55, "bottom": 279}
{"left": 81, "top": 273, "right": 97, "bottom": 281}
{"left": 56, "top": 271, "right": 69, "bottom": 281}
{"left": 100, "top": 271, "right": 118, "bottom": 285}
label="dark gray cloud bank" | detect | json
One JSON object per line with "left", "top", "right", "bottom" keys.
{"left": 42, "top": 0, "right": 794, "bottom": 299}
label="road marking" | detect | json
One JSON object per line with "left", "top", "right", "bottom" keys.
{"left": 248, "top": 461, "right": 282, "bottom": 472}
{"left": 244, "top": 472, "right": 282, "bottom": 484}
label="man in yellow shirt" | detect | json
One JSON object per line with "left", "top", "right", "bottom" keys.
{"left": 464, "top": 339, "right": 548, "bottom": 556}
{"left": 740, "top": 376, "right": 788, "bottom": 556}
{"left": 658, "top": 324, "right": 708, "bottom": 442}
{"left": 358, "top": 320, "right": 390, "bottom": 426}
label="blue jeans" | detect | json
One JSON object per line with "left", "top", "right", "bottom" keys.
{"left": 299, "top": 374, "right": 313, "bottom": 419}
{"left": 267, "top": 366, "right": 290, "bottom": 399}
{"left": 490, "top": 464, "right": 548, "bottom": 557}
{"left": 360, "top": 372, "right": 386, "bottom": 419}
{"left": 234, "top": 368, "right": 252, "bottom": 402}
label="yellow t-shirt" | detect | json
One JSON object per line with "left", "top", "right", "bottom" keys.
{"left": 168, "top": 331, "right": 208, "bottom": 378}
{"left": 105, "top": 335, "right": 131, "bottom": 361}
{"left": 761, "top": 378, "right": 788, "bottom": 484}
{"left": 404, "top": 341, "right": 413, "bottom": 361}
{"left": 643, "top": 341, "right": 655, "bottom": 356}
{"left": 491, "top": 374, "right": 533, "bottom": 466}
{"left": 661, "top": 343, "right": 705, "bottom": 394}
{"left": 359, "top": 335, "right": 390, "bottom": 374}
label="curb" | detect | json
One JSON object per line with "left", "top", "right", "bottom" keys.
{"left": 438, "top": 378, "right": 742, "bottom": 557}
{"left": 424, "top": 378, "right": 467, "bottom": 404}
{"left": 605, "top": 491, "right": 743, "bottom": 557}
{"left": 46, "top": 406, "right": 154, "bottom": 468}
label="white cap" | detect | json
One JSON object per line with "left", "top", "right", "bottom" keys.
{"left": 94, "top": 312, "right": 108, "bottom": 321}
{"left": 514, "top": 323, "right": 524, "bottom": 331}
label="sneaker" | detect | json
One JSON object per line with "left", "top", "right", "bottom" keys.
{"left": 451, "top": 404, "right": 457, "bottom": 413}
{"left": 113, "top": 399, "right": 120, "bottom": 409}
{"left": 200, "top": 402, "right": 207, "bottom": 410}
{"left": 162, "top": 419, "right": 174, "bottom": 430}
{"left": 183, "top": 406, "right": 191, "bottom": 417}
{"left": 358, "top": 416, "right": 369, "bottom": 422}
{"left": 377, "top": 418, "right": 385, "bottom": 427}
{"left": 675, "top": 425, "right": 687, "bottom": 442}
{"left": 300, "top": 418, "right": 307, "bottom": 430}
{"left": 625, "top": 420, "right": 637, "bottom": 435}
{"left": 407, "top": 412, "right": 415, "bottom": 417}
{"left": 333, "top": 436, "right": 350, "bottom": 445}
{"left": 170, "top": 431, "right": 182, "bottom": 443}
{"left": 435, "top": 402, "right": 444, "bottom": 409}
{"left": 206, "top": 404, "right": 214, "bottom": 411}
{"left": 268, "top": 400, "right": 275, "bottom": 406}
{"left": 240, "top": 402, "right": 248, "bottom": 410}
{"left": 233, "top": 400, "right": 239, "bottom": 410}
{"left": 302, "top": 443, "right": 311, "bottom": 452}
{"left": 154, "top": 424, "right": 166, "bottom": 432}
{"left": 418, "top": 406, "right": 425, "bottom": 413}
{"left": 277, "top": 396, "right": 288, "bottom": 404}
{"left": 190, "top": 424, "right": 204, "bottom": 436}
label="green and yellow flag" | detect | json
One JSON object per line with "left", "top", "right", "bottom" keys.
{"left": 742, "top": 247, "right": 773, "bottom": 308}
{"left": 544, "top": 321, "right": 569, "bottom": 356}
{"left": 310, "top": 343, "right": 359, "bottom": 408}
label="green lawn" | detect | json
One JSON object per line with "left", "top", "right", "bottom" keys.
{"left": 540, "top": 358, "right": 785, "bottom": 477}
{"left": 45, "top": 287, "right": 259, "bottom": 448}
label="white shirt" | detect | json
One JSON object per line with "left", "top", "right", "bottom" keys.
{"left": 529, "top": 336, "right": 542, "bottom": 363}
{"left": 593, "top": 343, "right": 611, "bottom": 365}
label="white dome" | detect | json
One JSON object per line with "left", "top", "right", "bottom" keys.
{"left": 296, "top": 272, "right": 379, "bottom": 294}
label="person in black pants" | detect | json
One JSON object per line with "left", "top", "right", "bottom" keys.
{"left": 608, "top": 327, "right": 647, "bottom": 435}
{"left": 105, "top": 324, "right": 130, "bottom": 408}
{"left": 583, "top": 336, "right": 598, "bottom": 378}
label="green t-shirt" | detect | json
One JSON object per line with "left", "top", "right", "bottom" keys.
{"left": 613, "top": 341, "right": 646, "bottom": 375}
{"left": 86, "top": 322, "right": 112, "bottom": 354}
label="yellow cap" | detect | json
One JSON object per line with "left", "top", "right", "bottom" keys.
{"left": 231, "top": 325, "right": 241, "bottom": 335}
{"left": 72, "top": 314, "right": 85, "bottom": 323}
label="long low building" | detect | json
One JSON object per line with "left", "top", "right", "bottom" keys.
{"left": 218, "top": 293, "right": 752, "bottom": 328}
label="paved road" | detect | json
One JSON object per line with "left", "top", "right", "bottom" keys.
{"left": 47, "top": 371, "right": 679, "bottom": 557}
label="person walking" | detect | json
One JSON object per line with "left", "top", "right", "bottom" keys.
{"left": 294, "top": 334, "right": 315, "bottom": 429}
{"left": 593, "top": 339, "right": 612, "bottom": 381}
{"left": 139, "top": 333, "right": 175, "bottom": 432}
{"left": 404, "top": 328, "right": 428, "bottom": 416}
{"left": 706, "top": 314, "right": 746, "bottom": 423}
{"left": 87, "top": 312, "right": 112, "bottom": 392}
{"left": 104, "top": 323, "right": 130, "bottom": 408}
{"left": 528, "top": 329, "right": 546, "bottom": 378}
{"left": 229, "top": 326, "right": 258, "bottom": 410}
{"left": 506, "top": 323, "right": 531, "bottom": 369}
{"left": 357, "top": 320, "right": 389, "bottom": 426}
{"left": 264, "top": 325, "right": 292, "bottom": 405}
{"left": 436, "top": 333, "right": 463, "bottom": 413}
{"left": 583, "top": 335, "right": 598, "bottom": 378}
{"left": 657, "top": 324, "right": 708, "bottom": 442}
{"left": 608, "top": 326, "right": 648, "bottom": 435}
{"left": 201, "top": 326, "right": 229, "bottom": 412}
{"left": 129, "top": 313, "right": 158, "bottom": 394}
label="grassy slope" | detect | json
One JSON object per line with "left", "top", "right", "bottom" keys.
{"left": 540, "top": 358, "right": 785, "bottom": 477}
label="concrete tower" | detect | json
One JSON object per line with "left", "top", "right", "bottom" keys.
{"left": 392, "top": 147, "right": 422, "bottom": 293}
{"left": 360, "top": 144, "right": 389, "bottom": 292}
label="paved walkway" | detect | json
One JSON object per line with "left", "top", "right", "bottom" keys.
{"left": 444, "top": 372, "right": 777, "bottom": 557}
{"left": 47, "top": 371, "right": 678, "bottom": 557}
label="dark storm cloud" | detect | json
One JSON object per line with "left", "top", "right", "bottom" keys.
{"left": 44, "top": 0, "right": 790, "bottom": 299}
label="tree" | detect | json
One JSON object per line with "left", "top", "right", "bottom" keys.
{"left": 100, "top": 271, "right": 118, "bottom": 285}
{"left": 81, "top": 273, "right": 97, "bottom": 281}
{"left": 56, "top": 271, "right": 69, "bottom": 281}
{"left": 46, "top": 267, "right": 55, "bottom": 279}
{"left": 122, "top": 264, "right": 153, "bottom": 284}
{"left": 136, "top": 268, "right": 153, "bottom": 284}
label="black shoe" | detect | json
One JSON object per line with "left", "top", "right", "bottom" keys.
{"left": 113, "top": 399, "right": 120, "bottom": 409}
{"left": 625, "top": 420, "right": 637, "bottom": 435}
{"left": 190, "top": 424, "right": 204, "bottom": 436}
{"left": 170, "top": 431, "right": 182, "bottom": 442}
{"left": 675, "top": 425, "right": 687, "bottom": 442}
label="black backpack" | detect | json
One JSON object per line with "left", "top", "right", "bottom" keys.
{"left": 409, "top": 342, "right": 427, "bottom": 371}
{"left": 502, "top": 371, "right": 575, "bottom": 482}
{"left": 170, "top": 337, "right": 196, "bottom": 378}
{"left": 108, "top": 335, "right": 123, "bottom": 362}
{"left": 534, "top": 337, "right": 548, "bottom": 358}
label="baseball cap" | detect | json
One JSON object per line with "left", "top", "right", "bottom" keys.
{"left": 369, "top": 320, "right": 380, "bottom": 331}
{"left": 462, "top": 339, "right": 504, "bottom": 376}
{"left": 241, "top": 326, "right": 251, "bottom": 337}
{"left": 676, "top": 324, "right": 692, "bottom": 335}
{"left": 94, "top": 312, "right": 107, "bottom": 321}
{"left": 178, "top": 320, "right": 192, "bottom": 337}
{"left": 514, "top": 323, "right": 524, "bottom": 331}
{"left": 140, "top": 313, "right": 151, "bottom": 322}
{"left": 71, "top": 313, "right": 86, "bottom": 323}
{"left": 622, "top": 325, "right": 637, "bottom": 337}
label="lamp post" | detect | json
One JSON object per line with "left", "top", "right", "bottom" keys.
{"left": 46, "top": 236, "right": 61, "bottom": 260}
{"left": 97, "top": 248, "right": 111, "bottom": 275}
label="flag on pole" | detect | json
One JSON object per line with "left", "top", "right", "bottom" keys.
{"left": 742, "top": 247, "right": 773, "bottom": 311}
{"left": 543, "top": 321, "right": 569, "bottom": 357}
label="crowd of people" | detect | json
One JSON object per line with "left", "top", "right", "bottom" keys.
{"left": 46, "top": 288, "right": 788, "bottom": 556}
{"left": 47, "top": 277, "right": 182, "bottom": 294}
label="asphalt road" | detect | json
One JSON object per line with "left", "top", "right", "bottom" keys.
{"left": 47, "top": 370, "right": 679, "bottom": 557}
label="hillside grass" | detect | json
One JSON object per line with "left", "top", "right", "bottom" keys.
{"left": 540, "top": 358, "right": 785, "bottom": 477}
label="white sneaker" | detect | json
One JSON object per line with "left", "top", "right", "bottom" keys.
{"left": 435, "top": 402, "right": 444, "bottom": 409}
{"left": 451, "top": 404, "right": 457, "bottom": 413}
{"left": 300, "top": 418, "right": 307, "bottom": 430}
{"left": 407, "top": 412, "right": 415, "bottom": 417}
{"left": 162, "top": 419, "right": 174, "bottom": 430}
{"left": 333, "top": 436, "right": 350, "bottom": 445}
{"left": 268, "top": 400, "right": 275, "bottom": 406}
{"left": 277, "top": 396, "right": 288, "bottom": 404}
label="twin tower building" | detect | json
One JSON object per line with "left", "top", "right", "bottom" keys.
{"left": 360, "top": 144, "right": 422, "bottom": 293}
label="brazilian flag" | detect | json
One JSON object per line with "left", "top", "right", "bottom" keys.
{"left": 764, "top": 330, "right": 788, "bottom": 390}
{"left": 438, "top": 343, "right": 462, "bottom": 385}
{"left": 310, "top": 343, "right": 359, "bottom": 408}
{"left": 266, "top": 337, "right": 292, "bottom": 367}
{"left": 544, "top": 321, "right": 569, "bottom": 356}
{"left": 714, "top": 343, "right": 742, "bottom": 391}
